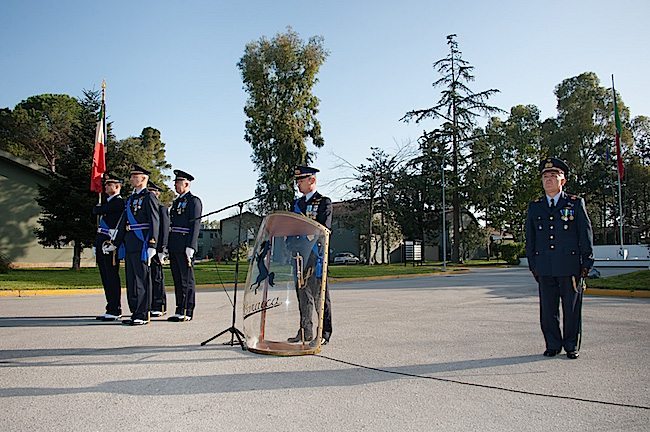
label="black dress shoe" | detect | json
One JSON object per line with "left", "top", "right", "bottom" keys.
{"left": 287, "top": 331, "right": 312, "bottom": 343}
{"left": 566, "top": 351, "right": 579, "bottom": 359}
{"left": 543, "top": 349, "right": 561, "bottom": 357}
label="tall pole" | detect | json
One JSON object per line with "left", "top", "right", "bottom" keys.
{"left": 99, "top": 79, "right": 106, "bottom": 206}
{"left": 611, "top": 75, "right": 624, "bottom": 255}
{"left": 441, "top": 154, "right": 447, "bottom": 271}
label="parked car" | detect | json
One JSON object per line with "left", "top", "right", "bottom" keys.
{"left": 333, "top": 252, "right": 360, "bottom": 265}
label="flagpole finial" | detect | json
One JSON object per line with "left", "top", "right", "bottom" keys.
{"left": 102, "top": 79, "right": 106, "bottom": 89}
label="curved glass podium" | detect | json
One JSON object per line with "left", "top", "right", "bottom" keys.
{"left": 242, "top": 211, "right": 330, "bottom": 355}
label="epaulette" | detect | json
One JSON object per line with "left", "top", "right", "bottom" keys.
{"left": 569, "top": 195, "right": 579, "bottom": 200}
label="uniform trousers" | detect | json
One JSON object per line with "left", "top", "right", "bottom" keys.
{"left": 96, "top": 251, "right": 121, "bottom": 316}
{"left": 296, "top": 277, "right": 332, "bottom": 341}
{"left": 124, "top": 252, "right": 151, "bottom": 321}
{"left": 150, "top": 255, "right": 167, "bottom": 312}
{"left": 538, "top": 276, "right": 582, "bottom": 352}
{"left": 169, "top": 251, "right": 195, "bottom": 317}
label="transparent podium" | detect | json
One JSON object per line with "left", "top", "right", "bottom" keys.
{"left": 242, "top": 211, "right": 330, "bottom": 355}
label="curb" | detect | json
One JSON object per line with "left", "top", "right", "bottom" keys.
{"left": 585, "top": 288, "right": 650, "bottom": 298}
{"left": 2, "top": 271, "right": 646, "bottom": 299}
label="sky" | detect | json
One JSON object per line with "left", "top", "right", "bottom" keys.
{"left": 1, "top": 0, "right": 648, "bottom": 219}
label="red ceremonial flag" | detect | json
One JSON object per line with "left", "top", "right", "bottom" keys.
{"left": 612, "top": 82, "right": 624, "bottom": 180}
{"left": 90, "top": 104, "right": 106, "bottom": 192}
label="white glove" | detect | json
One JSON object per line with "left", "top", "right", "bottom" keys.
{"left": 102, "top": 243, "right": 116, "bottom": 255}
{"left": 147, "top": 247, "right": 156, "bottom": 265}
{"left": 108, "top": 229, "right": 117, "bottom": 240}
{"left": 92, "top": 246, "right": 96, "bottom": 257}
{"left": 185, "top": 247, "right": 194, "bottom": 265}
{"left": 157, "top": 252, "right": 165, "bottom": 263}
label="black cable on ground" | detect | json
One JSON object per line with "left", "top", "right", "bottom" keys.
{"left": 212, "top": 260, "right": 233, "bottom": 306}
{"left": 316, "top": 354, "right": 650, "bottom": 411}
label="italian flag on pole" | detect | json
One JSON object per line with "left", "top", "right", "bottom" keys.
{"left": 613, "top": 83, "right": 625, "bottom": 180}
{"left": 90, "top": 104, "right": 106, "bottom": 193}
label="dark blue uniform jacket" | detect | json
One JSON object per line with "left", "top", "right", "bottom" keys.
{"left": 114, "top": 189, "right": 160, "bottom": 255}
{"left": 168, "top": 191, "right": 202, "bottom": 253}
{"left": 92, "top": 195, "right": 124, "bottom": 249}
{"left": 525, "top": 191, "right": 594, "bottom": 277}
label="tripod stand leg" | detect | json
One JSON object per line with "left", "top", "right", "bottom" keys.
{"left": 200, "top": 327, "right": 230, "bottom": 346}
{"left": 200, "top": 326, "right": 247, "bottom": 350}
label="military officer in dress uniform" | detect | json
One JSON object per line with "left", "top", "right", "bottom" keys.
{"left": 105, "top": 164, "right": 160, "bottom": 326}
{"left": 92, "top": 174, "right": 124, "bottom": 321}
{"left": 287, "top": 165, "right": 333, "bottom": 347}
{"left": 167, "top": 169, "right": 202, "bottom": 322}
{"left": 525, "top": 157, "right": 594, "bottom": 359}
{"left": 147, "top": 181, "right": 169, "bottom": 317}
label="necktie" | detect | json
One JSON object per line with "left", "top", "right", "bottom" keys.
{"left": 550, "top": 199, "right": 555, "bottom": 209}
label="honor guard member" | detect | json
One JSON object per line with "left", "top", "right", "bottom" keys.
{"left": 525, "top": 157, "right": 594, "bottom": 359}
{"left": 167, "top": 169, "right": 202, "bottom": 322}
{"left": 147, "top": 181, "right": 169, "bottom": 317}
{"left": 92, "top": 174, "right": 124, "bottom": 321}
{"left": 105, "top": 164, "right": 160, "bottom": 326}
{"left": 288, "top": 165, "right": 333, "bottom": 346}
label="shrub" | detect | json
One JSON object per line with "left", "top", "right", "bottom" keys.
{"left": 499, "top": 242, "right": 525, "bottom": 265}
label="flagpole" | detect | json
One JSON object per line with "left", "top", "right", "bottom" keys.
{"left": 611, "top": 75, "right": 624, "bottom": 256}
{"left": 99, "top": 79, "right": 106, "bottom": 206}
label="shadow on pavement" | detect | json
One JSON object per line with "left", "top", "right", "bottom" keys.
{"left": 0, "top": 354, "right": 546, "bottom": 397}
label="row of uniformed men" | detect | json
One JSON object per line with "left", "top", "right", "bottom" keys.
{"left": 93, "top": 165, "right": 202, "bottom": 326}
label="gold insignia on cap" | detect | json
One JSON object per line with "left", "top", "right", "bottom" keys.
{"left": 294, "top": 169, "right": 301, "bottom": 175}
{"left": 545, "top": 162, "right": 553, "bottom": 168}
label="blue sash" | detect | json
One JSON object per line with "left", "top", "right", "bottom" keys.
{"left": 125, "top": 196, "right": 149, "bottom": 262}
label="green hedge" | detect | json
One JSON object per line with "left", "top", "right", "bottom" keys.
{"left": 499, "top": 242, "right": 525, "bottom": 265}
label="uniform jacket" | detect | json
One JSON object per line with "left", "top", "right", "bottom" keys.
{"left": 293, "top": 191, "right": 332, "bottom": 230}
{"left": 525, "top": 191, "right": 594, "bottom": 277}
{"left": 157, "top": 204, "right": 170, "bottom": 253}
{"left": 92, "top": 195, "right": 124, "bottom": 249}
{"left": 114, "top": 189, "right": 160, "bottom": 254}
{"left": 168, "top": 191, "right": 202, "bottom": 252}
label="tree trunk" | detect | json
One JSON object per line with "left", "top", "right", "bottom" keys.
{"left": 72, "top": 240, "right": 82, "bottom": 271}
{"left": 367, "top": 183, "right": 375, "bottom": 265}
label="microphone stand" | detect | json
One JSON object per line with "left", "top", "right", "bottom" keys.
{"left": 198, "top": 186, "right": 286, "bottom": 349}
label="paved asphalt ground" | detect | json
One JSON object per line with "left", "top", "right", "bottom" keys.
{"left": 0, "top": 267, "right": 648, "bottom": 431}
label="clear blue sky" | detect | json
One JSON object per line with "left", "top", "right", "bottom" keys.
{"left": 1, "top": 0, "right": 648, "bottom": 218}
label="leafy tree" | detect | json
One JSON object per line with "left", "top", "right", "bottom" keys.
{"left": 110, "top": 127, "right": 173, "bottom": 204}
{"left": 630, "top": 115, "right": 650, "bottom": 165}
{"left": 34, "top": 90, "right": 101, "bottom": 269}
{"left": 402, "top": 34, "right": 502, "bottom": 262}
{"left": 0, "top": 94, "right": 82, "bottom": 172}
{"left": 238, "top": 27, "right": 328, "bottom": 212}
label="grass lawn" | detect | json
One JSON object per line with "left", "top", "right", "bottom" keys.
{"left": 0, "top": 262, "right": 246, "bottom": 290}
{"left": 587, "top": 270, "right": 650, "bottom": 291}
{"left": 0, "top": 261, "right": 454, "bottom": 290}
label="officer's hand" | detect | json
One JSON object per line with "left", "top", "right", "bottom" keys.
{"left": 147, "top": 247, "right": 156, "bottom": 265}
{"left": 581, "top": 268, "right": 589, "bottom": 278}
{"left": 185, "top": 247, "right": 194, "bottom": 260}
{"left": 157, "top": 252, "right": 165, "bottom": 263}
{"left": 102, "top": 243, "right": 116, "bottom": 255}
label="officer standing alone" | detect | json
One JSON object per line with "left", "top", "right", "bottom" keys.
{"left": 167, "top": 170, "right": 202, "bottom": 322}
{"left": 525, "top": 157, "right": 594, "bottom": 359}
{"left": 288, "top": 165, "right": 333, "bottom": 346}
{"left": 93, "top": 174, "right": 124, "bottom": 321}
